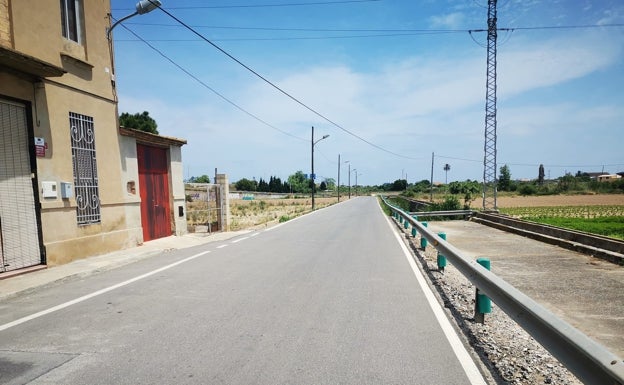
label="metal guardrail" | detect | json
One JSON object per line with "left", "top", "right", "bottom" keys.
{"left": 409, "top": 210, "right": 474, "bottom": 217}
{"left": 381, "top": 196, "right": 624, "bottom": 385}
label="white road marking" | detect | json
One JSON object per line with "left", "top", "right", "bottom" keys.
{"left": 0, "top": 251, "right": 211, "bottom": 332}
{"left": 250, "top": 233, "right": 259, "bottom": 237}
{"left": 216, "top": 245, "right": 228, "bottom": 249}
{"left": 231, "top": 237, "right": 248, "bottom": 244}
{"left": 383, "top": 212, "right": 487, "bottom": 385}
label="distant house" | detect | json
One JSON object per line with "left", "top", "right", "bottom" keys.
{"left": 1, "top": 0, "right": 186, "bottom": 274}
{"left": 597, "top": 174, "right": 622, "bottom": 183}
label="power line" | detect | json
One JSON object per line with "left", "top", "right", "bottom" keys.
{"left": 123, "top": 21, "right": 624, "bottom": 33}
{"left": 436, "top": 155, "right": 624, "bottom": 169}
{"left": 115, "top": 32, "right": 460, "bottom": 42}
{"left": 117, "top": 22, "right": 307, "bottom": 143}
{"left": 113, "top": 0, "right": 380, "bottom": 11}
{"left": 151, "top": 2, "right": 423, "bottom": 160}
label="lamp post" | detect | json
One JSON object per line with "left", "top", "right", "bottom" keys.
{"left": 352, "top": 169, "right": 357, "bottom": 197}
{"left": 337, "top": 154, "right": 341, "bottom": 202}
{"left": 107, "top": 0, "right": 162, "bottom": 40}
{"left": 345, "top": 161, "right": 351, "bottom": 199}
{"left": 311, "top": 126, "right": 329, "bottom": 210}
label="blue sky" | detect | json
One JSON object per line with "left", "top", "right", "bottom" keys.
{"left": 110, "top": 0, "right": 624, "bottom": 186}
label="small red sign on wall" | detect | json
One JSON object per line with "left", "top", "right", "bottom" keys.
{"left": 35, "top": 137, "right": 46, "bottom": 157}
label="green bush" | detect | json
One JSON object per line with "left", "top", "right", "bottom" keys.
{"left": 518, "top": 184, "right": 537, "bottom": 196}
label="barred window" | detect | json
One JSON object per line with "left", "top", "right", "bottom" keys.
{"left": 69, "top": 112, "right": 101, "bottom": 225}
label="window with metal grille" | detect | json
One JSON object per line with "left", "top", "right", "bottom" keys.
{"left": 60, "top": 0, "right": 83, "bottom": 43}
{"left": 69, "top": 112, "right": 101, "bottom": 225}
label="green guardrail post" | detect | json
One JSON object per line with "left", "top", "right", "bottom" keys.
{"left": 419, "top": 222, "right": 428, "bottom": 249}
{"left": 411, "top": 227, "right": 417, "bottom": 238}
{"left": 404, "top": 220, "right": 409, "bottom": 229}
{"left": 474, "top": 257, "right": 492, "bottom": 324}
{"left": 437, "top": 232, "right": 447, "bottom": 272}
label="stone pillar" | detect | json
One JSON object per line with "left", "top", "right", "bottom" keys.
{"left": 215, "top": 174, "right": 230, "bottom": 231}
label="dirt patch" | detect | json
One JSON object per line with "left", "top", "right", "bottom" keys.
{"left": 229, "top": 197, "right": 337, "bottom": 230}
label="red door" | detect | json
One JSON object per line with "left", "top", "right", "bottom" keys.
{"left": 137, "top": 144, "right": 171, "bottom": 241}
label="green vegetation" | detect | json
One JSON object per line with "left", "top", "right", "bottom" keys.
{"left": 527, "top": 217, "right": 623, "bottom": 240}
{"left": 119, "top": 111, "right": 158, "bottom": 134}
{"left": 187, "top": 175, "right": 210, "bottom": 183}
{"left": 499, "top": 205, "right": 624, "bottom": 219}
{"left": 278, "top": 215, "right": 290, "bottom": 223}
{"left": 378, "top": 196, "right": 393, "bottom": 216}
{"left": 499, "top": 205, "right": 624, "bottom": 240}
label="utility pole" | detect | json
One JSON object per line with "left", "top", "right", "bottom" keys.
{"left": 311, "top": 126, "right": 329, "bottom": 210}
{"left": 482, "top": 0, "right": 498, "bottom": 211}
{"left": 430, "top": 152, "right": 434, "bottom": 202}
{"left": 337, "top": 154, "right": 341, "bottom": 202}
{"left": 348, "top": 162, "right": 351, "bottom": 199}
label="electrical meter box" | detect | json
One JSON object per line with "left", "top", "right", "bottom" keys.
{"left": 41, "top": 181, "right": 57, "bottom": 198}
{"left": 60, "top": 182, "right": 73, "bottom": 199}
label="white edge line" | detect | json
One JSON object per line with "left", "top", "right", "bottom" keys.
{"left": 216, "top": 244, "right": 228, "bottom": 249}
{"left": 382, "top": 211, "right": 487, "bottom": 385}
{"left": 231, "top": 237, "right": 249, "bottom": 244}
{"left": 0, "top": 250, "right": 211, "bottom": 332}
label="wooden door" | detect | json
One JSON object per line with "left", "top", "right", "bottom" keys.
{"left": 137, "top": 144, "right": 171, "bottom": 241}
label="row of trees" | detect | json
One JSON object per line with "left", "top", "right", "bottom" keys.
{"left": 233, "top": 172, "right": 338, "bottom": 194}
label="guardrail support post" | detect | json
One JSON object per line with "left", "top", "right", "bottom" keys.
{"left": 437, "top": 232, "right": 447, "bottom": 272}
{"left": 411, "top": 227, "right": 417, "bottom": 237}
{"left": 474, "top": 257, "right": 492, "bottom": 324}
{"left": 420, "top": 222, "right": 428, "bottom": 249}
{"left": 404, "top": 220, "right": 409, "bottom": 229}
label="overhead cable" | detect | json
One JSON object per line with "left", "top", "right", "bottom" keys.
{"left": 150, "top": 2, "right": 423, "bottom": 160}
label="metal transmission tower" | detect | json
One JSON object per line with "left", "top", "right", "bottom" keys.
{"left": 482, "top": 0, "right": 498, "bottom": 211}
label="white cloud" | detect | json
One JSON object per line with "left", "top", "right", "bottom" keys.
{"left": 118, "top": 30, "right": 623, "bottom": 183}
{"left": 429, "top": 12, "right": 466, "bottom": 29}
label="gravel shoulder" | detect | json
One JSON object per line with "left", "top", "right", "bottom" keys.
{"left": 396, "top": 223, "right": 584, "bottom": 385}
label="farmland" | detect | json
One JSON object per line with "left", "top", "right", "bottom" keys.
{"left": 496, "top": 195, "right": 624, "bottom": 240}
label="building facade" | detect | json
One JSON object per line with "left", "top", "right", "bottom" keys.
{"left": 0, "top": 0, "right": 186, "bottom": 273}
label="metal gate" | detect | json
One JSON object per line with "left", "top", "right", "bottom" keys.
{"left": 0, "top": 99, "right": 42, "bottom": 272}
{"left": 137, "top": 144, "right": 171, "bottom": 242}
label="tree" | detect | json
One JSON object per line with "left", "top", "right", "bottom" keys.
{"left": 538, "top": 164, "right": 545, "bottom": 186}
{"left": 448, "top": 180, "right": 480, "bottom": 208}
{"left": 257, "top": 178, "right": 269, "bottom": 192}
{"left": 235, "top": 178, "right": 257, "bottom": 191}
{"left": 443, "top": 164, "right": 451, "bottom": 184}
{"left": 187, "top": 175, "right": 210, "bottom": 183}
{"left": 324, "top": 178, "right": 336, "bottom": 190}
{"left": 287, "top": 171, "right": 310, "bottom": 193}
{"left": 498, "top": 164, "right": 511, "bottom": 191}
{"left": 319, "top": 181, "right": 327, "bottom": 191}
{"left": 119, "top": 111, "right": 158, "bottom": 134}
{"left": 391, "top": 179, "right": 407, "bottom": 191}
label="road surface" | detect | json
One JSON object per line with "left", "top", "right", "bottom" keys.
{"left": 0, "top": 197, "right": 485, "bottom": 385}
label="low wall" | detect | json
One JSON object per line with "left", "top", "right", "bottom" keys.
{"left": 472, "top": 212, "right": 624, "bottom": 264}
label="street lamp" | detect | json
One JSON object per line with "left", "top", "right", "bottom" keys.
{"left": 337, "top": 154, "right": 341, "bottom": 202}
{"left": 344, "top": 161, "right": 351, "bottom": 199}
{"left": 107, "top": 0, "right": 162, "bottom": 40}
{"left": 355, "top": 172, "right": 362, "bottom": 197}
{"left": 311, "top": 126, "right": 329, "bottom": 210}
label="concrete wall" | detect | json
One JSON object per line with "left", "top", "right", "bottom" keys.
{"left": 169, "top": 145, "right": 188, "bottom": 236}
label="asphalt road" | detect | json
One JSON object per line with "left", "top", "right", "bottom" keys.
{"left": 0, "top": 197, "right": 485, "bottom": 385}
